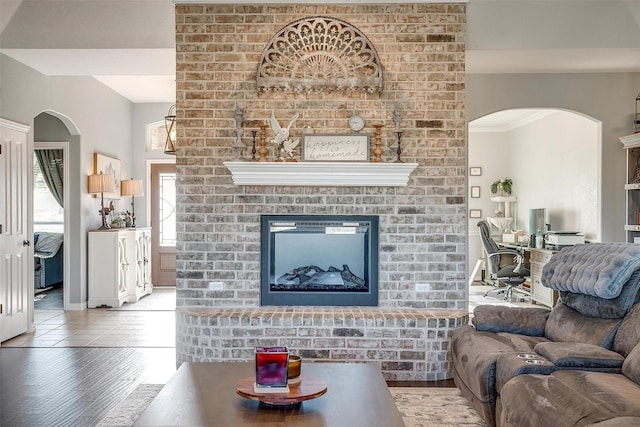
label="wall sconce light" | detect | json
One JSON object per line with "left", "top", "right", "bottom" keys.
{"left": 88, "top": 172, "right": 115, "bottom": 230}
{"left": 121, "top": 178, "right": 144, "bottom": 227}
{"left": 164, "top": 104, "right": 176, "bottom": 155}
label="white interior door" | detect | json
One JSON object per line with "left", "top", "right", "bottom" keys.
{"left": 0, "top": 118, "right": 32, "bottom": 342}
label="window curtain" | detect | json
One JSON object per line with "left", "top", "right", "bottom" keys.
{"left": 35, "top": 149, "right": 64, "bottom": 208}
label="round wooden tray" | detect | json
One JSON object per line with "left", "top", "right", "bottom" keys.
{"left": 235, "top": 376, "right": 327, "bottom": 406}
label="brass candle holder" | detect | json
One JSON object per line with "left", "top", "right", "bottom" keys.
{"left": 258, "top": 125, "right": 268, "bottom": 162}
{"left": 372, "top": 124, "right": 384, "bottom": 163}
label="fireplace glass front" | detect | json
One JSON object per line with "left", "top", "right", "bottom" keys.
{"left": 260, "top": 215, "right": 379, "bottom": 306}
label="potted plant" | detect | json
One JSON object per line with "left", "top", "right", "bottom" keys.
{"left": 111, "top": 217, "right": 124, "bottom": 229}
{"left": 491, "top": 178, "right": 513, "bottom": 196}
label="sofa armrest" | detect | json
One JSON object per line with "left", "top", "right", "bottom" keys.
{"left": 495, "top": 353, "right": 556, "bottom": 392}
{"left": 473, "top": 306, "right": 551, "bottom": 336}
{"left": 534, "top": 342, "right": 624, "bottom": 369}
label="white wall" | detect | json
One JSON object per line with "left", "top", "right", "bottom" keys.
{"left": 467, "top": 72, "right": 640, "bottom": 245}
{"left": 1, "top": 54, "right": 134, "bottom": 308}
{"left": 468, "top": 110, "right": 601, "bottom": 282}
{"left": 509, "top": 111, "right": 599, "bottom": 239}
{"left": 468, "top": 131, "right": 510, "bottom": 277}
{"left": 132, "top": 103, "right": 175, "bottom": 228}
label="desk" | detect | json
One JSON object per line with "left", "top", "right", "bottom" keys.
{"left": 133, "top": 362, "right": 404, "bottom": 427}
{"left": 496, "top": 244, "right": 559, "bottom": 307}
{"left": 529, "top": 248, "right": 559, "bottom": 307}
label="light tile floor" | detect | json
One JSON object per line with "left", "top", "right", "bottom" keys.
{"left": 4, "top": 286, "right": 543, "bottom": 349}
{"left": 3, "top": 287, "right": 176, "bottom": 348}
{"left": 469, "top": 284, "right": 541, "bottom": 312}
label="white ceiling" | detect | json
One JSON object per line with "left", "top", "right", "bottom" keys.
{"left": 0, "top": 48, "right": 176, "bottom": 103}
{"left": 468, "top": 109, "right": 556, "bottom": 132}
{"left": 1, "top": 0, "right": 639, "bottom": 104}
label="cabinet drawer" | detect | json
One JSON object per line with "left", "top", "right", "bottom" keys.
{"left": 530, "top": 249, "right": 554, "bottom": 263}
{"left": 530, "top": 263, "right": 543, "bottom": 277}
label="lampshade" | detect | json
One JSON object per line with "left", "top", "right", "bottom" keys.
{"left": 88, "top": 172, "right": 115, "bottom": 194}
{"left": 164, "top": 104, "right": 176, "bottom": 155}
{"left": 121, "top": 179, "right": 143, "bottom": 197}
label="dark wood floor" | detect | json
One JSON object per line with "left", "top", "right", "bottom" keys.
{"left": 0, "top": 347, "right": 176, "bottom": 427}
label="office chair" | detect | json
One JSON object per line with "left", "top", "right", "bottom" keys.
{"left": 477, "top": 220, "right": 530, "bottom": 301}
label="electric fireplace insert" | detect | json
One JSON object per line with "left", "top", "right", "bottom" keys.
{"left": 260, "top": 215, "right": 379, "bottom": 306}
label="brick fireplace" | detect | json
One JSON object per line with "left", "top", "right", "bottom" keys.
{"left": 174, "top": 3, "right": 468, "bottom": 381}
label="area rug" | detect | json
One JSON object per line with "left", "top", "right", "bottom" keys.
{"left": 97, "top": 384, "right": 487, "bottom": 427}
{"left": 97, "top": 384, "right": 164, "bottom": 427}
{"left": 390, "top": 387, "right": 488, "bottom": 427}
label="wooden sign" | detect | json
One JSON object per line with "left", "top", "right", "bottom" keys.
{"left": 302, "top": 134, "right": 369, "bottom": 162}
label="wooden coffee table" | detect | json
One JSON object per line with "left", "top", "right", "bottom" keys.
{"left": 133, "top": 362, "right": 404, "bottom": 426}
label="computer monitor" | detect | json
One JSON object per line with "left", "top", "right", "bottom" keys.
{"left": 529, "top": 208, "right": 546, "bottom": 234}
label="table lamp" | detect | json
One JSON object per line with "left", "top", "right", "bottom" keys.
{"left": 88, "top": 172, "right": 115, "bottom": 230}
{"left": 121, "top": 178, "right": 144, "bottom": 227}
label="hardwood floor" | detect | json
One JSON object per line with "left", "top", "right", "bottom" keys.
{"left": 0, "top": 286, "right": 488, "bottom": 426}
{"left": 0, "top": 347, "right": 176, "bottom": 427}
{"left": 0, "top": 288, "right": 177, "bottom": 427}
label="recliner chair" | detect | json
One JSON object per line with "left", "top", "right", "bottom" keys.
{"left": 477, "top": 220, "right": 529, "bottom": 300}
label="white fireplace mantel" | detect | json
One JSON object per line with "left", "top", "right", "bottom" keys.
{"left": 223, "top": 161, "right": 419, "bottom": 186}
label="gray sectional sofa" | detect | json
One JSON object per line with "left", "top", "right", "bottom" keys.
{"left": 452, "top": 243, "right": 640, "bottom": 427}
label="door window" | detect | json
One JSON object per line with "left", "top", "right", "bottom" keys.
{"left": 158, "top": 172, "right": 176, "bottom": 246}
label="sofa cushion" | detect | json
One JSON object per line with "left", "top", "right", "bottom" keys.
{"left": 622, "top": 343, "right": 640, "bottom": 385}
{"left": 560, "top": 270, "right": 640, "bottom": 319}
{"left": 473, "top": 305, "right": 550, "bottom": 336}
{"left": 545, "top": 303, "right": 621, "bottom": 349}
{"left": 541, "top": 242, "right": 640, "bottom": 299}
{"left": 613, "top": 304, "right": 640, "bottom": 357}
{"left": 498, "top": 371, "right": 640, "bottom": 427}
{"left": 451, "top": 325, "right": 547, "bottom": 399}
{"left": 534, "top": 342, "right": 624, "bottom": 369}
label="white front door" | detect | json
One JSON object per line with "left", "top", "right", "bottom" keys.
{"left": 0, "top": 118, "right": 31, "bottom": 342}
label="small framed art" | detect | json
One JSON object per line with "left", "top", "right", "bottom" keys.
{"left": 470, "top": 186, "right": 481, "bottom": 198}
{"left": 93, "top": 153, "right": 121, "bottom": 199}
{"left": 469, "top": 167, "right": 482, "bottom": 176}
{"left": 469, "top": 209, "right": 482, "bottom": 219}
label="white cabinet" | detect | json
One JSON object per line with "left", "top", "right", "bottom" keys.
{"left": 529, "top": 248, "right": 558, "bottom": 307}
{"left": 88, "top": 228, "right": 152, "bottom": 308}
{"left": 130, "top": 228, "right": 153, "bottom": 303}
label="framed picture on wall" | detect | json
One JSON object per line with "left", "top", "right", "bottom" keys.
{"left": 94, "top": 153, "right": 121, "bottom": 199}
{"left": 470, "top": 186, "right": 481, "bottom": 198}
{"left": 469, "top": 167, "right": 482, "bottom": 176}
{"left": 469, "top": 209, "right": 482, "bottom": 219}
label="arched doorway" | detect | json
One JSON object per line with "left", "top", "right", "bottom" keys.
{"left": 33, "top": 111, "right": 81, "bottom": 313}
{"left": 467, "top": 108, "right": 602, "bottom": 283}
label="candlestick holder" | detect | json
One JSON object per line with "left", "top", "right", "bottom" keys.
{"left": 258, "top": 125, "right": 268, "bottom": 162}
{"left": 393, "top": 131, "right": 404, "bottom": 163}
{"left": 233, "top": 107, "right": 245, "bottom": 160}
{"left": 372, "top": 124, "right": 384, "bottom": 163}
{"left": 251, "top": 130, "right": 258, "bottom": 161}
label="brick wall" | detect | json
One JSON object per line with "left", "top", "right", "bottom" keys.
{"left": 177, "top": 307, "right": 468, "bottom": 381}
{"left": 174, "top": 3, "right": 467, "bottom": 310}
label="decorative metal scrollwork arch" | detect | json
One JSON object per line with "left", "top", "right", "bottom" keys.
{"left": 257, "top": 16, "right": 383, "bottom": 94}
